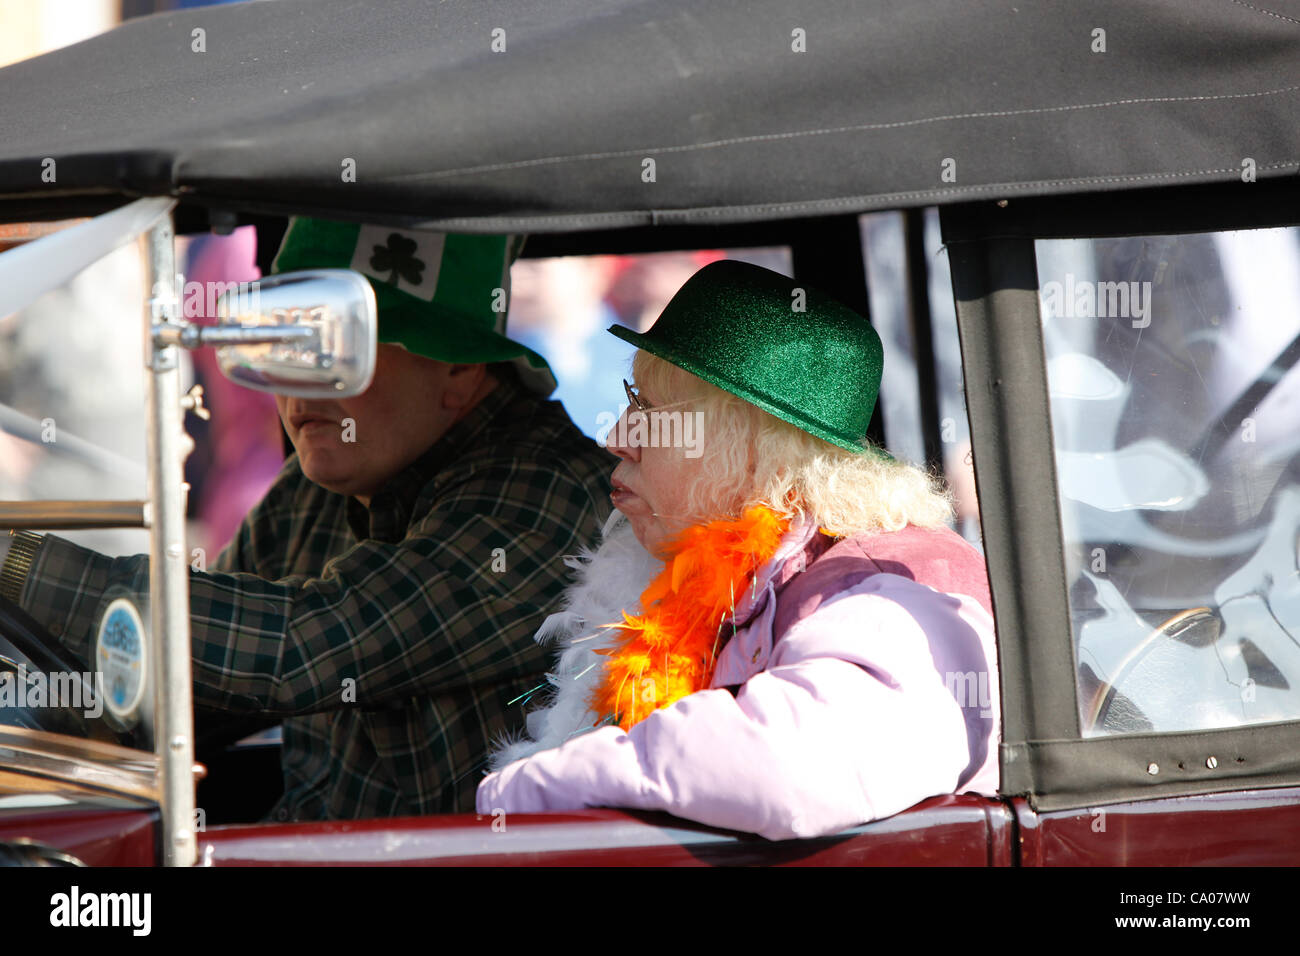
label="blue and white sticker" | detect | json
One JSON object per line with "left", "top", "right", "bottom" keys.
{"left": 94, "top": 598, "right": 147, "bottom": 725}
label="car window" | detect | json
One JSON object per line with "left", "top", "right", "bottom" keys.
{"left": 1, "top": 229, "right": 159, "bottom": 751}
{"left": 509, "top": 248, "right": 792, "bottom": 443}
{"left": 0, "top": 237, "right": 152, "bottom": 557}
{"left": 1037, "top": 227, "right": 1300, "bottom": 736}
{"left": 862, "top": 209, "right": 980, "bottom": 546}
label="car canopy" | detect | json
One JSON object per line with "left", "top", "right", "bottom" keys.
{"left": 0, "top": 0, "right": 1296, "bottom": 230}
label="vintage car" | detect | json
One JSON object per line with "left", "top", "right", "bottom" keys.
{"left": 0, "top": 0, "right": 1297, "bottom": 867}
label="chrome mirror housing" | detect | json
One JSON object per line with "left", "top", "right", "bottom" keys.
{"left": 212, "top": 269, "right": 377, "bottom": 398}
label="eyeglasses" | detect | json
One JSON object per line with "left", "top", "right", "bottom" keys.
{"left": 624, "top": 379, "right": 654, "bottom": 414}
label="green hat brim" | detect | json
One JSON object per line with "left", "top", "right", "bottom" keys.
{"left": 377, "top": 294, "right": 545, "bottom": 365}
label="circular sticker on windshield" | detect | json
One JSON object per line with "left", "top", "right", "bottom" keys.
{"left": 94, "top": 597, "right": 148, "bottom": 725}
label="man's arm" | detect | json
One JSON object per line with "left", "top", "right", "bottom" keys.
{"left": 14, "top": 458, "right": 601, "bottom": 717}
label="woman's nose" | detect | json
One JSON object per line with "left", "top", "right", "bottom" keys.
{"left": 605, "top": 405, "right": 642, "bottom": 462}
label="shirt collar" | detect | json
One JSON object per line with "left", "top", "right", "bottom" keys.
{"left": 344, "top": 374, "right": 526, "bottom": 542}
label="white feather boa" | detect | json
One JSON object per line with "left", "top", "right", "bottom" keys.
{"left": 490, "top": 511, "right": 661, "bottom": 770}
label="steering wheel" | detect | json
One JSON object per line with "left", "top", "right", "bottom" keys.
{"left": 1085, "top": 605, "right": 1219, "bottom": 734}
{"left": 0, "top": 594, "right": 136, "bottom": 747}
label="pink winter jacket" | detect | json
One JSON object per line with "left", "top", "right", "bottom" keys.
{"left": 476, "top": 519, "right": 1000, "bottom": 841}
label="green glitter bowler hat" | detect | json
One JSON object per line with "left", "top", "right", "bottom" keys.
{"left": 273, "top": 217, "right": 556, "bottom": 395}
{"left": 608, "top": 260, "right": 886, "bottom": 455}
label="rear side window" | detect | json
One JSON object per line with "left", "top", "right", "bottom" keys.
{"left": 1037, "top": 227, "right": 1300, "bottom": 737}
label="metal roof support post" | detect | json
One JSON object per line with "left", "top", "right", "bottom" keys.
{"left": 144, "top": 213, "right": 197, "bottom": 867}
{"left": 902, "top": 209, "right": 943, "bottom": 475}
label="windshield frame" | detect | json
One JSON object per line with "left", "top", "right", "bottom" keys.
{"left": 0, "top": 725, "right": 158, "bottom": 804}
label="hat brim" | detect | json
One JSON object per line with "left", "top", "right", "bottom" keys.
{"left": 609, "top": 325, "right": 890, "bottom": 458}
{"left": 379, "top": 299, "right": 557, "bottom": 395}
{"left": 380, "top": 297, "right": 542, "bottom": 365}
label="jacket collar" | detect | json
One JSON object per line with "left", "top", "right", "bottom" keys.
{"left": 729, "top": 514, "right": 822, "bottom": 628}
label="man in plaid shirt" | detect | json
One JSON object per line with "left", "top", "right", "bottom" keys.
{"left": 0, "top": 219, "right": 613, "bottom": 819}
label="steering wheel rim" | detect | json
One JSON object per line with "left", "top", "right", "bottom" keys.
{"left": 1085, "top": 605, "right": 1218, "bottom": 733}
{"left": 0, "top": 593, "right": 136, "bottom": 746}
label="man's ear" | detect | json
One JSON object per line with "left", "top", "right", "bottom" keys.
{"left": 441, "top": 363, "right": 490, "bottom": 411}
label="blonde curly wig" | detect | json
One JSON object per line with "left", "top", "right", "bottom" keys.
{"left": 631, "top": 350, "right": 954, "bottom": 536}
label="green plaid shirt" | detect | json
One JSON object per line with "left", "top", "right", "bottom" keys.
{"left": 17, "top": 376, "right": 612, "bottom": 819}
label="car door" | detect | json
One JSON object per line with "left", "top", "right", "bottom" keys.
{"left": 197, "top": 793, "right": 1010, "bottom": 866}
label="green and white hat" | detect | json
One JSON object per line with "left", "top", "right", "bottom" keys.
{"left": 272, "top": 217, "right": 556, "bottom": 395}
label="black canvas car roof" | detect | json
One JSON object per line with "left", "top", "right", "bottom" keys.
{"left": 0, "top": 0, "right": 1296, "bottom": 230}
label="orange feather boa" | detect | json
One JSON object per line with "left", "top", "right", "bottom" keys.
{"left": 588, "top": 505, "right": 790, "bottom": 731}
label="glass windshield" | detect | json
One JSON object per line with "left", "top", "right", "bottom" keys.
{"left": 1038, "top": 227, "right": 1300, "bottom": 737}
{"left": 0, "top": 226, "right": 154, "bottom": 751}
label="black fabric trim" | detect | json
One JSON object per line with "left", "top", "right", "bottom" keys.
{"left": 944, "top": 233, "right": 1078, "bottom": 778}
{"left": 1004, "top": 722, "right": 1300, "bottom": 812}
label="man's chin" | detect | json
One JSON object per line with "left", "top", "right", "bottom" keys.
{"left": 297, "top": 455, "right": 359, "bottom": 496}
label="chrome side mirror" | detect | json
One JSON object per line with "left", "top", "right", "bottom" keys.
{"left": 212, "top": 269, "right": 377, "bottom": 398}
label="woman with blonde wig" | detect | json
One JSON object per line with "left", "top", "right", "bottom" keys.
{"left": 478, "top": 261, "right": 998, "bottom": 840}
